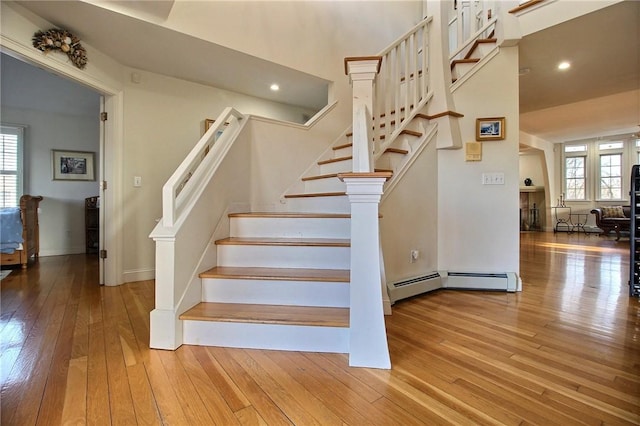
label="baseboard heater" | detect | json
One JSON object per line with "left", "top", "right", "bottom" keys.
{"left": 389, "top": 271, "right": 518, "bottom": 303}
{"left": 388, "top": 272, "right": 442, "bottom": 304}
{"left": 443, "top": 272, "right": 517, "bottom": 292}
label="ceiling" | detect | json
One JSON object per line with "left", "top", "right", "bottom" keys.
{"left": 13, "top": 0, "right": 640, "bottom": 142}
{"left": 518, "top": 0, "right": 640, "bottom": 143}
{"left": 14, "top": 0, "right": 330, "bottom": 112}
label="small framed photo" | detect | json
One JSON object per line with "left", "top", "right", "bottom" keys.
{"left": 476, "top": 117, "right": 505, "bottom": 141}
{"left": 204, "top": 118, "right": 215, "bottom": 132}
{"left": 52, "top": 149, "right": 95, "bottom": 181}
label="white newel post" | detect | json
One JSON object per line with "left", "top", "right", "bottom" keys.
{"left": 149, "top": 233, "right": 182, "bottom": 350}
{"left": 344, "top": 57, "right": 382, "bottom": 173}
{"left": 340, "top": 172, "right": 392, "bottom": 369}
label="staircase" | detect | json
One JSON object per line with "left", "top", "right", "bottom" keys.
{"left": 178, "top": 116, "right": 432, "bottom": 353}
{"left": 450, "top": 37, "right": 496, "bottom": 82}
{"left": 283, "top": 124, "right": 427, "bottom": 212}
{"left": 150, "top": 2, "right": 505, "bottom": 369}
{"left": 180, "top": 213, "right": 352, "bottom": 352}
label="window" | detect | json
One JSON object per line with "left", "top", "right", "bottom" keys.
{"left": 562, "top": 137, "right": 636, "bottom": 202}
{"left": 599, "top": 154, "right": 622, "bottom": 199}
{"left": 564, "top": 144, "right": 586, "bottom": 200}
{"left": 565, "top": 156, "right": 586, "bottom": 200}
{"left": 0, "top": 126, "right": 24, "bottom": 207}
{"left": 599, "top": 141, "right": 623, "bottom": 200}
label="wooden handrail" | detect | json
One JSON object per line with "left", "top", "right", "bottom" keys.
{"left": 509, "top": 0, "right": 545, "bottom": 14}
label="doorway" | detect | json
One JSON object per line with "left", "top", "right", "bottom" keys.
{"left": 0, "top": 51, "right": 116, "bottom": 284}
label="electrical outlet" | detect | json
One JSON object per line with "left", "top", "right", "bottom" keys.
{"left": 134, "top": 176, "right": 142, "bottom": 187}
{"left": 410, "top": 250, "right": 419, "bottom": 263}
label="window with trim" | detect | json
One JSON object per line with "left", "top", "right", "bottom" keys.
{"left": 562, "top": 136, "right": 637, "bottom": 202}
{"left": 564, "top": 144, "right": 586, "bottom": 200}
{"left": 0, "top": 126, "right": 24, "bottom": 208}
{"left": 598, "top": 141, "right": 623, "bottom": 200}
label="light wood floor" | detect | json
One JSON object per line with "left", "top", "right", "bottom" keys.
{"left": 1, "top": 232, "right": 639, "bottom": 425}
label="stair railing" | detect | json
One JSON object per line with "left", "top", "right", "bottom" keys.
{"left": 449, "top": 15, "right": 497, "bottom": 63}
{"left": 162, "top": 107, "right": 244, "bottom": 227}
{"left": 448, "top": 0, "right": 496, "bottom": 58}
{"left": 373, "top": 16, "right": 433, "bottom": 158}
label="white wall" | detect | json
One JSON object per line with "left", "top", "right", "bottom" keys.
{"left": 380, "top": 139, "right": 439, "bottom": 283}
{"left": 120, "top": 69, "right": 322, "bottom": 279}
{"left": 519, "top": 151, "right": 546, "bottom": 189}
{"left": 438, "top": 46, "right": 520, "bottom": 274}
{"left": 1, "top": 53, "right": 101, "bottom": 256}
{"left": 519, "top": 131, "right": 556, "bottom": 230}
{"left": 163, "top": 1, "right": 423, "bottom": 81}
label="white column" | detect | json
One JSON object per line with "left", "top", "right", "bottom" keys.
{"left": 149, "top": 233, "right": 182, "bottom": 349}
{"left": 426, "top": 0, "right": 462, "bottom": 150}
{"left": 344, "top": 57, "right": 382, "bottom": 173}
{"left": 340, "top": 172, "right": 392, "bottom": 369}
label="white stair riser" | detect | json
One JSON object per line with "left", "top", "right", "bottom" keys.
{"left": 202, "top": 278, "right": 349, "bottom": 307}
{"left": 217, "top": 245, "right": 350, "bottom": 269}
{"left": 375, "top": 155, "right": 392, "bottom": 170}
{"left": 319, "top": 159, "right": 352, "bottom": 175}
{"left": 183, "top": 321, "right": 349, "bottom": 353}
{"left": 283, "top": 196, "right": 351, "bottom": 214}
{"left": 333, "top": 146, "right": 352, "bottom": 157}
{"left": 384, "top": 152, "right": 408, "bottom": 171}
{"left": 452, "top": 62, "right": 476, "bottom": 79}
{"left": 467, "top": 43, "right": 495, "bottom": 60}
{"left": 230, "top": 217, "right": 350, "bottom": 239}
{"left": 304, "top": 177, "right": 346, "bottom": 193}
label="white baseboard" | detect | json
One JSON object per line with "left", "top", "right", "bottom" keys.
{"left": 122, "top": 268, "right": 155, "bottom": 283}
{"left": 39, "top": 246, "right": 86, "bottom": 257}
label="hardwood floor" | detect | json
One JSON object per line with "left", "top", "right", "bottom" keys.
{"left": 1, "top": 232, "right": 638, "bottom": 425}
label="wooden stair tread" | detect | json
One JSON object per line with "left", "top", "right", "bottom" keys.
{"left": 464, "top": 38, "right": 497, "bottom": 60}
{"left": 333, "top": 142, "right": 352, "bottom": 151}
{"left": 302, "top": 173, "right": 339, "bottom": 181}
{"left": 384, "top": 147, "right": 409, "bottom": 155}
{"left": 451, "top": 58, "right": 480, "bottom": 69}
{"left": 318, "top": 156, "right": 352, "bottom": 165}
{"left": 284, "top": 191, "right": 347, "bottom": 199}
{"left": 229, "top": 212, "right": 350, "bottom": 219}
{"left": 347, "top": 129, "right": 422, "bottom": 140}
{"left": 180, "top": 302, "right": 350, "bottom": 328}
{"left": 379, "top": 129, "right": 422, "bottom": 141}
{"left": 216, "top": 237, "right": 350, "bottom": 247}
{"left": 415, "top": 111, "right": 464, "bottom": 120}
{"left": 199, "top": 266, "right": 349, "bottom": 282}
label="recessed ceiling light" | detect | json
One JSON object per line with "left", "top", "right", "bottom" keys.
{"left": 270, "top": 84, "right": 280, "bottom": 91}
{"left": 557, "top": 61, "right": 571, "bottom": 71}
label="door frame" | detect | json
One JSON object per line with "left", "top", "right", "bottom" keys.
{"left": 0, "top": 44, "right": 125, "bottom": 286}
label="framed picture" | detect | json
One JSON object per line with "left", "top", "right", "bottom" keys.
{"left": 204, "top": 118, "right": 228, "bottom": 140}
{"left": 52, "top": 149, "right": 95, "bottom": 181}
{"left": 476, "top": 117, "right": 505, "bottom": 141}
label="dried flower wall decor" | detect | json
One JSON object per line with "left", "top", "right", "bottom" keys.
{"left": 32, "top": 28, "right": 88, "bottom": 69}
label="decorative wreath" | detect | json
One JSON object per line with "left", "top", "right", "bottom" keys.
{"left": 32, "top": 28, "right": 88, "bottom": 69}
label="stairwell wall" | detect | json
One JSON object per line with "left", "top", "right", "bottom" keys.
{"left": 380, "top": 139, "right": 439, "bottom": 282}
{"left": 438, "top": 46, "right": 520, "bottom": 275}
{"left": 121, "top": 69, "right": 320, "bottom": 280}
